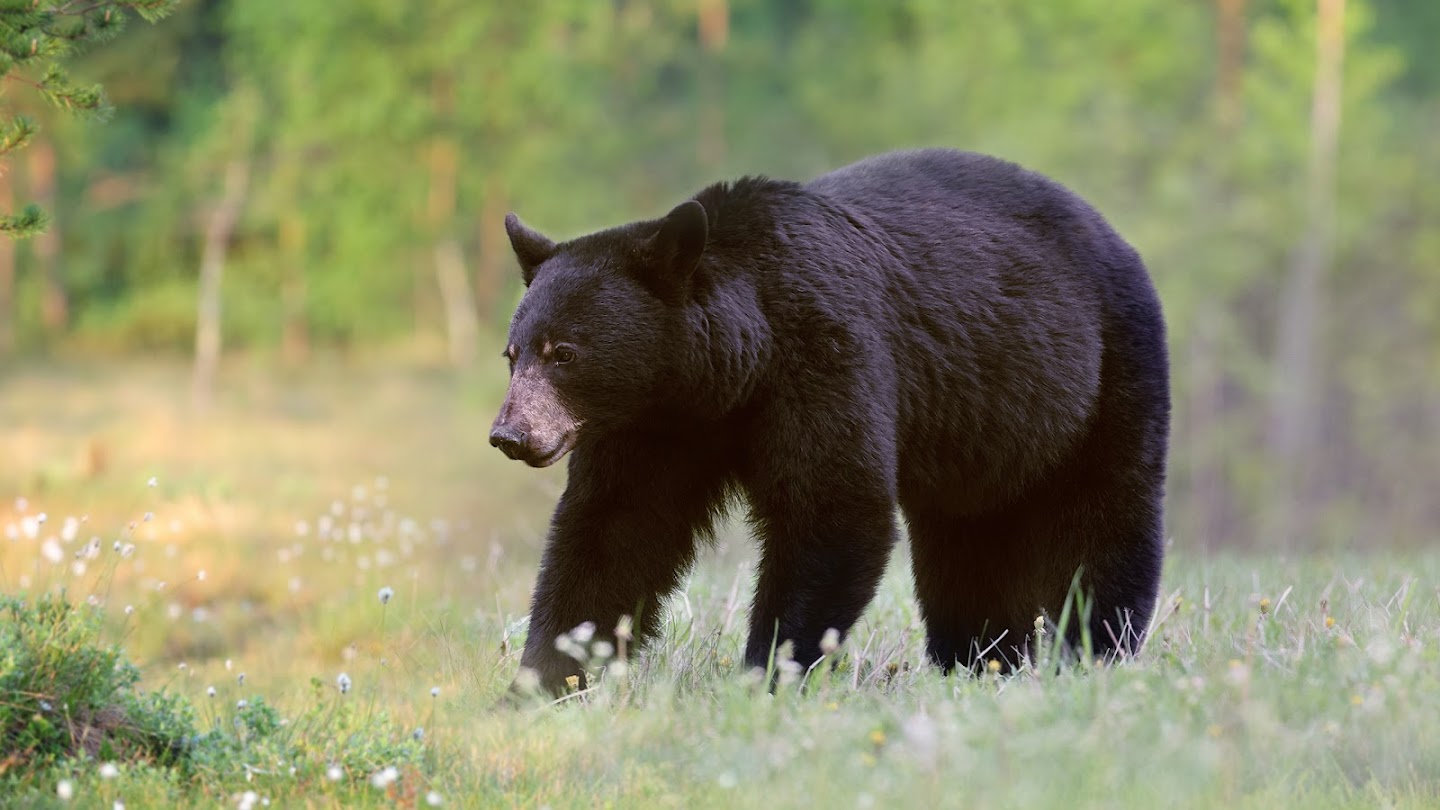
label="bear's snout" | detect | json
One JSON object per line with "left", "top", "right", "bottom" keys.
{"left": 489, "top": 424, "right": 528, "bottom": 461}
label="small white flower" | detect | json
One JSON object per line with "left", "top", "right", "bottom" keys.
{"left": 238, "top": 791, "right": 258, "bottom": 810}
{"left": 426, "top": 791, "right": 443, "bottom": 806}
{"left": 99, "top": 762, "right": 119, "bottom": 779}
{"left": 430, "top": 686, "right": 440, "bottom": 698}
{"left": 226, "top": 659, "right": 234, "bottom": 671}
{"left": 147, "top": 476, "right": 158, "bottom": 488}
{"left": 40, "top": 700, "right": 53, "bottom": 712}
{"left": 327, "top": 765, "right": 343, "bottom": 781}
{"left": 378, "top": 586, "right": 394, "bottom": 605}
{"left": 337, "top": 672, "right": 352, "bottom": 694}
{"left": 37, "top": 512, "right": 48, "bottom": 525}
{"left": 237, "top": 699, "right": 249, "bottom": 709}
{"left": 114, "top": 801, "right": 125, "bottom": 810}
{"left": 207, "top": 686, "right": 217, "bottom": 698}
{"left": 819, "top": 627, "right": 841, "bottom": 655}
{"left": 143, "top": 512, "right": 154, "bottom": 522}
{"left": 238, "top": 672, "right": 246, "bottom": 685}
{"left": 56, "top": 780, "right": 73, "bottom": 800}
{"left": 197, "top": 569, "right": 206, "bottom": 581}
{"left": 412, "top": 727, "right": 424, "bottom": 741}
{"left": 124, "top": 605, "right": 134, "bottom": 616}
{"left": 178, "top": 662, "right": 187, "bottom": 671}
{"left": 370, "top": 766, "right": 399, "bottom": 789}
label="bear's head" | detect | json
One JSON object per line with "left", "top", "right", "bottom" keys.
{"left": 489, "top": 200, "right": 709, "bottom": 467}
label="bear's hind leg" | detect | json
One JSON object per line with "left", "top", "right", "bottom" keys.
{"left": 904, "top": 508, "right": 1034, "bottom": 674}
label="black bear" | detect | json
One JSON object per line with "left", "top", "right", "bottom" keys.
{"left": 491, "top": 148, "right": 1169, "bottom": 695}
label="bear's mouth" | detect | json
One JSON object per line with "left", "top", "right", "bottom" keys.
{"left": 525, "top": 432, "right": 578, "bottom": 468}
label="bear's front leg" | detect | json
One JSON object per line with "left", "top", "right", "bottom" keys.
{"left": 742, "top": 457, "right": 898, "bottom": 677}
{"left": 512, "top": 437, "right": 731, "bottom": 697}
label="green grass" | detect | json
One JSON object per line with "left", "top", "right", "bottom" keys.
{"left": 2, "top": 362, "right": 1438, "bottom": 808}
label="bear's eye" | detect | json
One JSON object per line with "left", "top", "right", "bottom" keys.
{"left": 553, "top": 344, "right": 577, "bottom": 365}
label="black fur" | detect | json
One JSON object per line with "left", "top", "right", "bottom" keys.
{"left": 492, "top": 148, "right": 1170, "bottom": 695}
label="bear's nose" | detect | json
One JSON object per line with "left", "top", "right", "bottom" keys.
{"left": 489, "top": 425, "right": 527, "bottom": 460}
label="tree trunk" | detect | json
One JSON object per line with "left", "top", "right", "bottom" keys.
{"left": 474, "top": 178, "right": 508, "bottom": 328}
{"left": 1184, "top": 0, "right": 1249, "bottom": 550}
{"left": 1215, "top": 0, "right": 1247, "bottom": 130}
{"left": 192, "top": 159, "right": 252, "bottom": 412}
{"left": 28, "top": 140, "right": 65, "bottom": 334}
{"left": 697, "top": 0, "right": 728, "bottom": 170}
{"left": 1269, "top": 0, "right": 1345, "bottom": 548}
{"left": 435, "top": 238, "right": 479, "bottom": 367}
{"left": 279, "top": 213, "right": 310, "bottom": 366}
{"left": 427, "top": 115, "right": 480, "bottom": 366}
{"left": 0, "top": 172, "right": 14, "bottom": 354}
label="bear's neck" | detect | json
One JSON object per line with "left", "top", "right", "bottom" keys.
{"left": 668, "top": 177, "right": 801, "bottom": 419}
{"left": 676, "top": 277, "right": 772, "bottom": 419}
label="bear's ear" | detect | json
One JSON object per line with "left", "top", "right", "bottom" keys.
{"left": 505, "top": 212, "right": 557, "bottom": 287}
{"left": 639, "top": 199, "right": 708, "bottom": 302}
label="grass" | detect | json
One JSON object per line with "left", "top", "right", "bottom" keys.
{"left": 2, "top": 360, "right": 1438, "bottom": 808}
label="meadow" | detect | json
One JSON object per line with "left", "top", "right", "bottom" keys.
{"left": 2, "top": 361, "right": 1438, "bottom": 809}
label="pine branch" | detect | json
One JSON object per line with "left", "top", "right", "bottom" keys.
{"left": 0, "top": 0, "right": 178, "bottom": 237}
{"left": 0, "top": 202, "right": 48, "bottom": 237}
{"left": 0, "top": 114, "right": 36, "bottom": 156}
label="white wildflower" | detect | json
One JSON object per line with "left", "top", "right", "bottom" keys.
{"left": 430, "top": 686, "right": 440, "bottom": 698}
{"left": 99, "top": 762, "right": 119, "bottom": 779}
{"left": 326, "top": 765, "right": 343, "bottom": 781}
{"left": 56, "top": 780, "right": 73, "bottom": 800}
{"left": 371, "top": 766, "right": 399, "bottom": 789}
{"left": 426, "top": 791, "right": 443, "bottom": 806}
{"left": 378, "top": 586, "right": 394, "bottom": 605}
{"left": 337, "top": 672, "right": 352, "bottom": 694}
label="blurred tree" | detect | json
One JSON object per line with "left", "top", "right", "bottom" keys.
{"left": 1269, "top": 0, "right": 1345, "bottom": 548}
{"left": 4, "top": 0, "right": 1437, "bottom": 547}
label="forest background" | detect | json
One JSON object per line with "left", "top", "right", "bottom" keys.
{"left": 2, "top": 0, "right": 1438, "bottom": 553}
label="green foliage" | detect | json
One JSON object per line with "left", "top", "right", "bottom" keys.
{"left": 0, "top": 0, "right": 178, "bottom": 235}
{"left": 0, "top": 591, "right": 424, "bottom": 795}
{"left": 0, "top": 201, "right": 47, "bottom": 235}
{"left": 0, "top": 592, "right": 193, "bottom": 769}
